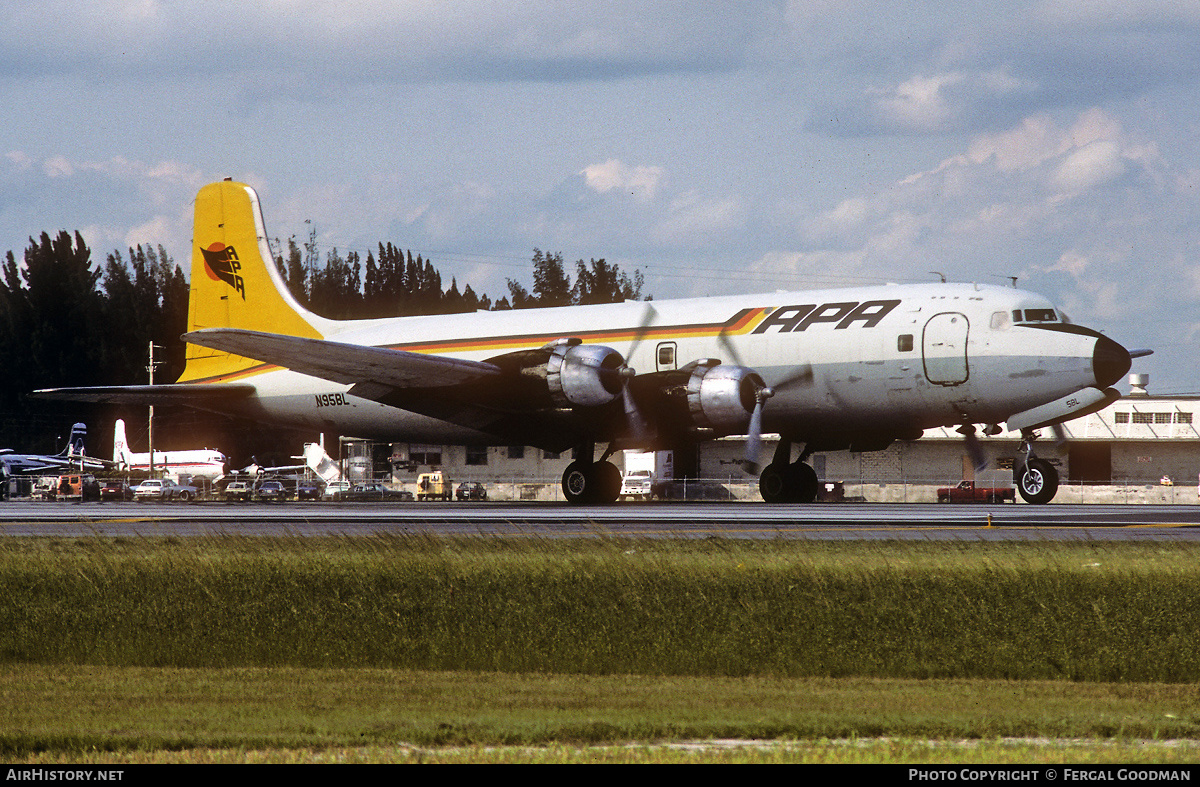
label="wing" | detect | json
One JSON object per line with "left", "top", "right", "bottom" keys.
{"left": 30, "top": 382, "right": 258, "bottom": 406}
{"left": 181, "top": 328, "right": 503, "bottom": 394}
{"left": 182, "top": 328, "right": 604, "bottom": 448}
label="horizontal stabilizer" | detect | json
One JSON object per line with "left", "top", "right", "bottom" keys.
{"left": 183, "top": 328, "right": 502, "bottom": 391}
{"left": 31, "top": 383, "right": 257, "bottom": 406}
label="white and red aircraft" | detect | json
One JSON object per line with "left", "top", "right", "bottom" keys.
{"left": 35, "top": 179, "right": 1146, "bottom": 504}
{"left": 112, "top": 418, "right": 227, "bottom": 482}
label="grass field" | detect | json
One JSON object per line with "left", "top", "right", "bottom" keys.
{"left": 3, "top": 534, "right": 1200, "bottom": 763}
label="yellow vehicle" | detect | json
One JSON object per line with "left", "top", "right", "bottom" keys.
{"left": 416, "top": 471, "right": 452, "bottom": 501}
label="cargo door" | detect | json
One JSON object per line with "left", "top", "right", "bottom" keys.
{"left": 922, "top": 312, "right": 969, "bottom": 386}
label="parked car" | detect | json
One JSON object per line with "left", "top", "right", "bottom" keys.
{"left": 936, "top": 480, "right": 1016, "bottom": 503}
{"left": 341, "top": 483, "right": 413, "bottom": 502}
{"left": 134, "top": 478, "right": 198, "bottom": 502}
{"left": 223, "top": 480, "right": 253, "bottom": 502}
{"left": 99, "top": 480, "right": 135, "bottom": 501}
{"left": 296, "top": 481, "right": 323, "bottom": 501}
{"left": 255, "top": 480, "right": 291, "bottom": 502}
{"left": 322, "top": 480, "right": 352, "bottom": 501}
{"left": 455, "top": 482, "right": 487, "bottom": 501}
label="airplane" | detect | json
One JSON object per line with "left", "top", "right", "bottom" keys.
{"left": 0, "top": 423, "right": 106, "bottom": 475}
{"left": 33, "top": 179, "right": 1148, "bottom": 505}
{"left": 112, "top": 418, "right": 228, "bottom": 481}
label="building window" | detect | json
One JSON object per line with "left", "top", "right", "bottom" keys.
{"left": 409, "top": 450, "right": 441, "bottom": 466}
{"left": 466, "top": 446, "right": 488, "bottom": 466}
{"left": 897, "top": 334, "right": 914, "bottom": 352}
{"left": 1132, "top": 412, "right": 1155, "bottom": 424}
{"left": 1114, "top": 412, "right": 1129, "bottom": 424}
{"left": 1176, "top": 412, "right": 1193, "bottom": 424}
{"left": 1155, "top": 412, "right": 1172, "bottom": 424}
{"left": 507, "top": 445, "right": 525, "bottom": 459}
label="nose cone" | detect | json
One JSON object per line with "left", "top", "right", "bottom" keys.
{"left": 1093, "top": 335, "right": 1132, "bottom": 388}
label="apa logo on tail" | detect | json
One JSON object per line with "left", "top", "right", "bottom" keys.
{"left": 201, "top": 243, "right": 246, "bottom": 299}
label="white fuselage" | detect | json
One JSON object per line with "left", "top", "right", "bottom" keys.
{"left": 211, "top": 282, "right": 1118, "bottom": 446}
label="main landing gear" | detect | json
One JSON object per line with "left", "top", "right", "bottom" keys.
{"left": 758, "top": 438, "right": 819, "bottom": 503}
{"left": 1014, "top": 432, "right": 1059, "bottom": 505}
{"left": 561, "top": 455, "right": 622, "bottom": 504}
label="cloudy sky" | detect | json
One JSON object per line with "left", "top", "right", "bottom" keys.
{"left": 3, "top": 1, "right": 1199, "bottom": 390}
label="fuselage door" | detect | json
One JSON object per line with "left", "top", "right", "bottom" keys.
{"left": 922, "top": 312, "right": 969, "bottom": 386}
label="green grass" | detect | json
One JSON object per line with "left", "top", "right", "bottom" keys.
{"left": 4, "top": 535, "right": 1200, "bottom": 762}
{"left": 4, "top": 536, "right": 1200, "bottom": 680}
{"left": 4, "top": 665, "right": 1200, "bottom": 762}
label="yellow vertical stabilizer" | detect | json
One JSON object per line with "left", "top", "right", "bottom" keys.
{"left": 178, "top": 180, "right": 324, "bottom": 383}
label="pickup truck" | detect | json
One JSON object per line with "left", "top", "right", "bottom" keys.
{"left": 936, "top": 480, "right": 1015, "bottom": 503}
{"left": 133, "top": 478, "right": 198, "bottom": 502}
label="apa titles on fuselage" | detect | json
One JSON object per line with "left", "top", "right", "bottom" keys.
{"left": 315, "top": 392, "right": 350, "bottom": 408}
{"left": 750, "top": 299, "right": 901, "bottom": 334}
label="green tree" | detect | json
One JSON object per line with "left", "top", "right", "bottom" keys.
{"left": 573, "top": 257, "right": 645, "bottom": 305}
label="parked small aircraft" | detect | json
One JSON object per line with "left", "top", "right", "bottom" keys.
{"left": 0, "top": 423, "right": 105, "bottom": 475}
{"left": 113, "top": 418, "right": 227, "bottom": 481}
{"left": 35, "top": 180, "right": 1147, "bottom": 504}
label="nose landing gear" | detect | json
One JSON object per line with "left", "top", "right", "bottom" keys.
{"left": 1015, "top": 432, "right": 1059, "bottom": 505}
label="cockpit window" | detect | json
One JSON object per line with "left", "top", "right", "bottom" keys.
{"left": 1014, "top": 308, "right": 1059, "bottom": 324}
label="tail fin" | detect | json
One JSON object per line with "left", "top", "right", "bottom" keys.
{"left": 113, "top": 419, "right": 133, "bottom": 468}
{"left": 60, "top": 423, "right": 87, "bottom": 458}
{"left": 178, "top": 180, "right": 329, "bottom": 383}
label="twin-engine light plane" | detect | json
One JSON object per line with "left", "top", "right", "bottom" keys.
{"left": 34, "top": 180, "right": 1145, "bottom": 504}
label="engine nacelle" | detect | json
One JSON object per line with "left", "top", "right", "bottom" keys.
{"left": 685, "top": 362, "right": 764, "bottom": 432}
{"left": 546, "top": 341, "right": 625, "bottom": 408}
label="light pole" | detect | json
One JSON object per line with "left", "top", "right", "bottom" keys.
{"left": 147, "top": 342, "right": 163, "bottom": 477}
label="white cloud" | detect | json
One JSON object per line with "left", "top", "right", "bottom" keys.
{"left": 582, "top": 160, "right": 665, "bottom": 202}
{"left": 1051, "top": 140, "right": 1126, "bottom": 194}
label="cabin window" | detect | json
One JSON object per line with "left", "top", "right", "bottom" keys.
{"left": 897, "top": 334, "right": 914, "bottom": 352}
{"left": 990, "top": 311, "right": 1008, "bottom": 329}
{"left": 656, "top": 342, "right": 677, "bottom": 371}
{"left": 507, "top": 445, "right": 525, "bottom": 459}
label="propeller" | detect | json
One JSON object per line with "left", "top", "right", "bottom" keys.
{"left": 618, "top": 303, "right": 658, "bottom": 445}
{"left": 957, "top": 424, "right": 989, "bottom": 473}
{"left": 743, "top": 384, "right": 775, "bottom": 474}
{"left": 715, "top": 324, "right": 813, "bottom": 473}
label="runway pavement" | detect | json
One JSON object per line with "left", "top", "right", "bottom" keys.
{"left": 2, "top": 500, "right": 1200, "bottom": 540}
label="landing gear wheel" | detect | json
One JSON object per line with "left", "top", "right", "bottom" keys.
{"left": 562, "top": 461, "right": 591, "bottom": 503}
{"left": 562, "top": 460, "right": 622, "bottom": 504}
{"left": 759, "top": 462, "right": 819, "bottom": 503}
{"left": 1016, "top": 458, "right": 1058, "bottom": 505}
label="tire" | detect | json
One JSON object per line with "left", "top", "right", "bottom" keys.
{"left": 1016, "top": 458, "right": 1059, "bottom": 505}
{"left": 178, "top": 490, "right": 192, "bottom": 502}
{"left": 561, "top": 461, "right": 621, "bottom": 504}
{"left": 759, "top": 463, "right": 818, "bottom": 503}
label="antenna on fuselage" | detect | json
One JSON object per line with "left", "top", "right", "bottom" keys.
{"left": 929, "top": 271, "right": 946, "bottom": 283}
{"left": 991, "top": 274, "right": 1018, "bottom": 287}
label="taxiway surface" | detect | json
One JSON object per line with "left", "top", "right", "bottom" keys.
{"left": 1, "top": 501, "right": 1199, "bottom": 540}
